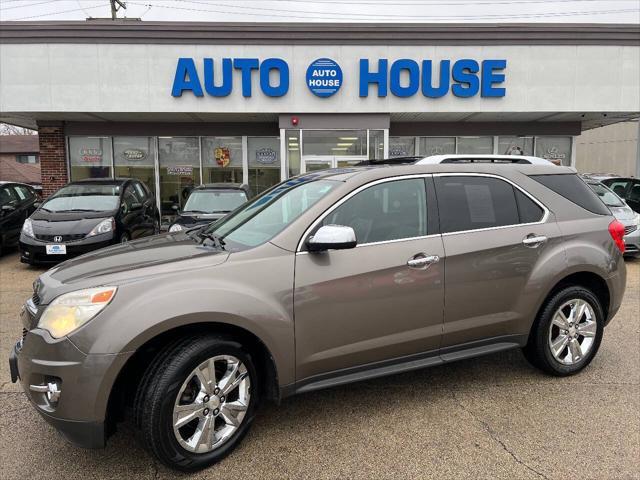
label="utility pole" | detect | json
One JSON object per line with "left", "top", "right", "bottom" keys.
{"left": 110, "top": 0, "right": 127, "bottom": 20}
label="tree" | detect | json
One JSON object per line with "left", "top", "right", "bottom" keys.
{"left": 0, "top": 123, "right": 37, "bottom": 135}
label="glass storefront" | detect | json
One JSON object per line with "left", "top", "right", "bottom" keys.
{"left": 248, "top": 137, "right": 281, "bottom": 195}
{"left": 158, "top": 137, "right": 201, "bottom": 223}
{"left": 498, "top": 136, "right": 534, "bottom": 156}
{"left": 457, "top": 136, "right": 494, "bottom": 154}
{"left": 420, "top": 137, "right": 455, "bottom": 156}
{"left": 69, "top": 137, "right": 112, "bottom": 180}
{"left": 113, "top": 136, "right": 156, "bottom": 196}
{"left": 535, "top": 136, "right": 573, "bottom": 166}
{"left": 202, "top": 137, "right": 243, "bottom": 185}
{"left": 67, "top": 130, "right": 575, "bottom": 229}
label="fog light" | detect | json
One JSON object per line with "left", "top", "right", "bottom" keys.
{"left": 30, "top": 379, "right": 61, "bottom": 405}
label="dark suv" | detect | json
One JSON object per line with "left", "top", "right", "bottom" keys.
{"left": 10, "top": 164, "right": 626, "bottom": 471}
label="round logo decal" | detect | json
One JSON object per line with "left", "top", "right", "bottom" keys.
{"left": 306, "top": 58, "right": 343, "bottom": 97}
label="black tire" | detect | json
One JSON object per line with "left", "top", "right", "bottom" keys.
{"left": 523, "top": 285, "right": 604, "bottom": 376}
{"left": 135, "top": 335, "right": 258, "bottom": 472}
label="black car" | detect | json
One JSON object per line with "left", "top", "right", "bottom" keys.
{"left": 19, "top": 178, "right": 160, "bottom": 265}
{"left": 168, "top": 183, "right": 251, "bottom": 232}
{"left": 0, "top": 181, "right": 40, "bottom": 255}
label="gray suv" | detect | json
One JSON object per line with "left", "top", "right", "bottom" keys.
{"left": 9, "top": 164, "right": 627, "bottom": 471}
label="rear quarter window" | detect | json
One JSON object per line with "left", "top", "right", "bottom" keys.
{"left": 530, "top": 174, "right": 610, "bottom": 215}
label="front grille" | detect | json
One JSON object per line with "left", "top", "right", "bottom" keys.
{"left": 22, "top": 328, "right": 28, "bottom": 340}
{"left": 35, "top": 233, "right": 86, "bottom": 242}
{"left": 624, "top": 225, "right": 637, "bottom": 235}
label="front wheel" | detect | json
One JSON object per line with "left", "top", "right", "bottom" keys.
{"left": 524, "top": 286, "right": 604, "bottom": 376}
{"left": 136, "top": 335, "right": 258, "bottom": 471}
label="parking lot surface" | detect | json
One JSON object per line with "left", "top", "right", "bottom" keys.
{"left": 0, "top": 250, "right": 638, "bottom": 479}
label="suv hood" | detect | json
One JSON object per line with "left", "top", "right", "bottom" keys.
{"left": 38, "top": 233, "right": 228, "bottom": 299}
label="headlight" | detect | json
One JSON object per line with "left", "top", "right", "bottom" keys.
{"left": 38, "top": 287, "right": 117, "bottom": 338}
{"left": 634, "top": 213, "right": 640, "bottom": 226}
{"left": 86, "top": 217, "right": 115, "bottom": 237}
{"left": 22, "top": 218, "right": 34, "bottom": 238}
{"left": 169, "top": 223, "right": 183, "bottom": 232}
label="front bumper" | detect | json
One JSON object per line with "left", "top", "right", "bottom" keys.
{"left": 19, "top": 233, "right": 114, "bottom": 264}
{"left": 9, "top": 305, "right": 131, "bottom": 449}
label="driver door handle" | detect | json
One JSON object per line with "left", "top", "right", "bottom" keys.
{"left": 522, "top": 235, "right": 547, "bottom": 248}
{"left": 407, "top": 254, "right": 440, "bottom": 269}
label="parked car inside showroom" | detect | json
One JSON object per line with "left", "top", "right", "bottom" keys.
{"left": 168, "top": 183, "right": 251, "bottom": 233}
{"left": 19, "top": 178, "right": 160, "bottom": 264}
{"left": 0, "top": 181, "right": 40, "bottom": 256}
{"left": 582, "top": 175, "right": 640, "bottom": 257}
{"left": 10, "top": 163, "right": 626, "bottom": 471}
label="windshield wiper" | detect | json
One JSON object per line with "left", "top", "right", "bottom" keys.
{"left": 197, "top": 231, "right": 226, "bottom": 250}
{"left": 57, "top": 209, "right": 101, "bottom": 212}
{"left": 183, "top": 209, "right": 210, "bottom": 214}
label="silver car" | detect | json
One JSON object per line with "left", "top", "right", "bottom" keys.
{"left": 583, "top": 176, "right": 640, "bottom": 257}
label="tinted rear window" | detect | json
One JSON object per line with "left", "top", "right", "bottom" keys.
{"left": 434, "top": 176, "right": 519, "bottom": 233}
{"left": 515, "top": 189, "right": 545, "bottom": 223}
{"left": 530, "top": 174, "right": 610, "bottom": 215}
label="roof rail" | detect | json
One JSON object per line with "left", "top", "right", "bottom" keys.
{"left": 416, "top": 154, "right": 554, "bottom": 166}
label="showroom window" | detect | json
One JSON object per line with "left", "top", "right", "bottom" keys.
{"left": 369, "top": 130, "right": 385, "bottom": 160}
{"left": 456, "top": 136, "right": 494, "bottom": 155}
{"left": 498, "top": 136, "right": 534, "bottom": 156}
{"left": 69, "top": 137, "right": 112, "bottom": 180}
{"left": 534, "top": 136, "right": 572, "bottom": 166}
{"left": 420, "top": 137, "right": 455, "bottom": 156}
{"left": 158, "top": 137, "right": 200, "bottom": 223}
{"left": 113, "top": 136, "right": 156, "bottom": 197}
{"left": 202, "top": 136, "right": 243, "bottom": 186}
{"left": 303, "top": 130, "right": 367, "bottom": 156}
{"left": 286, "top": 130, "right": 301, "bottom": 177}
{"left": 248, "top": 137, "right": 281, "bottom": 195}
{"left": 388, "top": 136, "right": 415, "bottom": 157}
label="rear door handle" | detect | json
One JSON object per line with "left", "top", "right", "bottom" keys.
{"left": 522, "top": 235, "right": 547, "bottom": 248}
{"left": 407, "top": 253, "right": 440, "bottom": 269}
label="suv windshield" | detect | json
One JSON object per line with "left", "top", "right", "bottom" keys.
{"left": 202, "top": 178, "right": 339, "bottom": 250}
{"left": 184, "top": 190, "right": 248, "bottom": 213}
{"left": 587, "top": 182, "right": 625, "bottom": 208}
{"left": 42, "top": 184, "right": 120, "bottom": 212}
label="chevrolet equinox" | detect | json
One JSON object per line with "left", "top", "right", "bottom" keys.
{"left": 9, "top": 164, "right": 627, "bottom": 471}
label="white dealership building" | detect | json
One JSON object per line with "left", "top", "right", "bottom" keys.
{"left": 0, "top": 21, "right": 638, "bottom": 223}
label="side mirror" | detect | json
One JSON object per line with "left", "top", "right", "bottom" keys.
{"left": 306, "top": 225, "right": 357, "bottom": 252}
{"left": 1, "top": 204, "right": 16, "bottom": 213}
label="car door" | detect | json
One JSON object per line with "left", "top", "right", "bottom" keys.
{"left": 433, "top": 174, "right": 562, "bottom": 350}
{"left": 294, "top": 176, "right": 445, "bottom": 382}
{"left": 133, "top": 181, "right": 156, "bottom": 236}
{"left": 625, "top": 180, "right": 640, "bottom": 214}
{"left": 0, "top": 185, "right": 24, "bottom": 246}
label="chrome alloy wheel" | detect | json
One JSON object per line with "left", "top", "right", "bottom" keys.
{"left": 548, "top": 299, "right": 597, "bottom": 365}
{"left": 172, "top": 355, "right": 251, "bottom": 453}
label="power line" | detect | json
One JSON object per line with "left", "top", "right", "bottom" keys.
{"left": 172, "top": 0, "right": 640, "bottom": 19}
{"left": 219, "top": 0, "right": 640, "bottom": 5}
{"left": 7, "top": 4, "right": 106, "bottom": 20}
{"left": 1, "top": 0, "right": 61, "bottom": 11}
{"left": 126, "top": 2, "right": 639, "bottom": 21}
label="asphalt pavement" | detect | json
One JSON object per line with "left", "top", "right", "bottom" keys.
{"left": 0, "top": 249, "right": 638, "bottom": 479}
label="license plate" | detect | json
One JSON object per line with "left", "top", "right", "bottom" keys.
{"left": 45, "top": 244, "right": 66, "bottom": 255}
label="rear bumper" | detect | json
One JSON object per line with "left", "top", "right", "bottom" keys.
{"left": 18, "top": 234, "right": 114, "bottom": 264}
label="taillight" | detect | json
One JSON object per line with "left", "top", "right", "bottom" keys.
{"left": 608, "top": 219, "right": 625, "bottom": 253}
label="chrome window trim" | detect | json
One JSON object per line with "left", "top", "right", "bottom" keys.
{"left": 432, "top": 172, "right": 550, "bottom": 237}
{"left": 296, "top": 174, "right": 432, "bottom": 253}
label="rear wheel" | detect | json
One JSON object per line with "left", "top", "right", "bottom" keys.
{"left": 524, "top": 286, "right": 604, "bottom": 376}
{"left": 136, "top": 335, "right": 258, "bottom": 471}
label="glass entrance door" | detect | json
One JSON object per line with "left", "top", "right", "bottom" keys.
{"left": 302, "top": 155, "right": 366, "bottom": 173}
